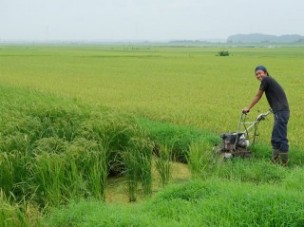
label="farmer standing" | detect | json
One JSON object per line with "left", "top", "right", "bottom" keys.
{"left": 242, "top": 65, "right": 290, "bottom": 165}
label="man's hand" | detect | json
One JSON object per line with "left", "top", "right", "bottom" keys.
{"left": 242, "top": 108, "right": 250, "bottom": 114}
{"left": 243, "top": 90, "right": 264, "bottom": 115}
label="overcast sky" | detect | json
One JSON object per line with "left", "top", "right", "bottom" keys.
{"left": 1, "top": 0, "right": 303, "bottom": 41}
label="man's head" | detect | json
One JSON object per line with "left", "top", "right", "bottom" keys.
{"left": 255, "top": 65, "right": 269, "bottom": 81}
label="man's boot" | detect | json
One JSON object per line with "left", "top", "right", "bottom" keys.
{"left": 272, "top": 149, "right": 280, "bottom": 163}
{"left": 279, "top": 152, "right": 289, "bottom": 166}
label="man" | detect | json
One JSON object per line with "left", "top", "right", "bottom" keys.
{"left": 242, "top": 65, "right": 290, "bottom": 165}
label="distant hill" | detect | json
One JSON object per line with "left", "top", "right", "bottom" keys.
{"left": 227, "top": 33, "right": 304, "bottom": 43}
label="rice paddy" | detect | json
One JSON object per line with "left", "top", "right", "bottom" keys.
{"left": 0, "top": 45, "right": 304, "bottom": 226}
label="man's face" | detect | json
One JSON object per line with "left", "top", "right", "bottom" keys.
{"left": 255, "top": 70, "right": 267, "bottom": 81}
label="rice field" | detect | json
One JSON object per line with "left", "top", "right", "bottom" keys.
{"left": 1, "top": 46, "right": 303, "bottom": 145}
{"left": 0, "top": 45, "right": 304, "bottom": 226}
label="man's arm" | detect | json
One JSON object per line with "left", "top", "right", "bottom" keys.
{"left": 242, "top": 90, "right": 264, "bottom": 113}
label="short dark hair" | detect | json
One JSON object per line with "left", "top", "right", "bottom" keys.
{"left": 255, "top": 65, "right": 269, "bottom": 76}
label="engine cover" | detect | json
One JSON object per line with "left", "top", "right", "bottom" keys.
{"left": 220, "top": 132, "right": 249, "bottom": 151}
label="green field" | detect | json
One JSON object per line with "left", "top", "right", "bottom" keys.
{"left": 1, "top": 45, "right": 304, "bottom": 226}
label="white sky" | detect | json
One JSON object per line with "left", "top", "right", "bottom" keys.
{"left": 1, "top": 0, "right": 303, "bottom": 41}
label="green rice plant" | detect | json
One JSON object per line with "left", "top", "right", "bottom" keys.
{"left": 0, "top": 153, "right": 15, "bottom": 194}
{"left": 135, "top": 138, "right": 153, "bottom": 196}
{"left": 32, "top": 152, "right": 67, "bottom": 207}
{"left": 138, "top": 117, "right": 219, "bottom": 164}
{"left": 187, "top": 140, "right": 215, "bottom": 179}
{"left": 86, "top": 149, "right": 108, "bottom": 200}
{"left": 122, "top": 136, "right": 153, "bottom": 202}
{"left": 0, "top": 190, "right": 42, "bottom": 227}
{"left": 0, "top": 190, "right": 21, "bottom": 227}
{"left": 68, "top": 139, "right": 108, "bottom": 200}
{"left": 0, "top": 89, "right": 153, "bottom": 206}
{"left": 122, "top": 149, "right": 139, "bottom": 202}
{"left": 78, "top": 111, "right": 140, "bottom": 176}
{"left": 0, "top": 150, "right": 35, "bottom": 203}
{"left": 155, "top": 145, "right": 172, "bottom": 186}
{"left": 30, "top": 125, "right": 113, "bottom": 206}
{"left": 122, "top": 149, "right": 151, "bottom": 202}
